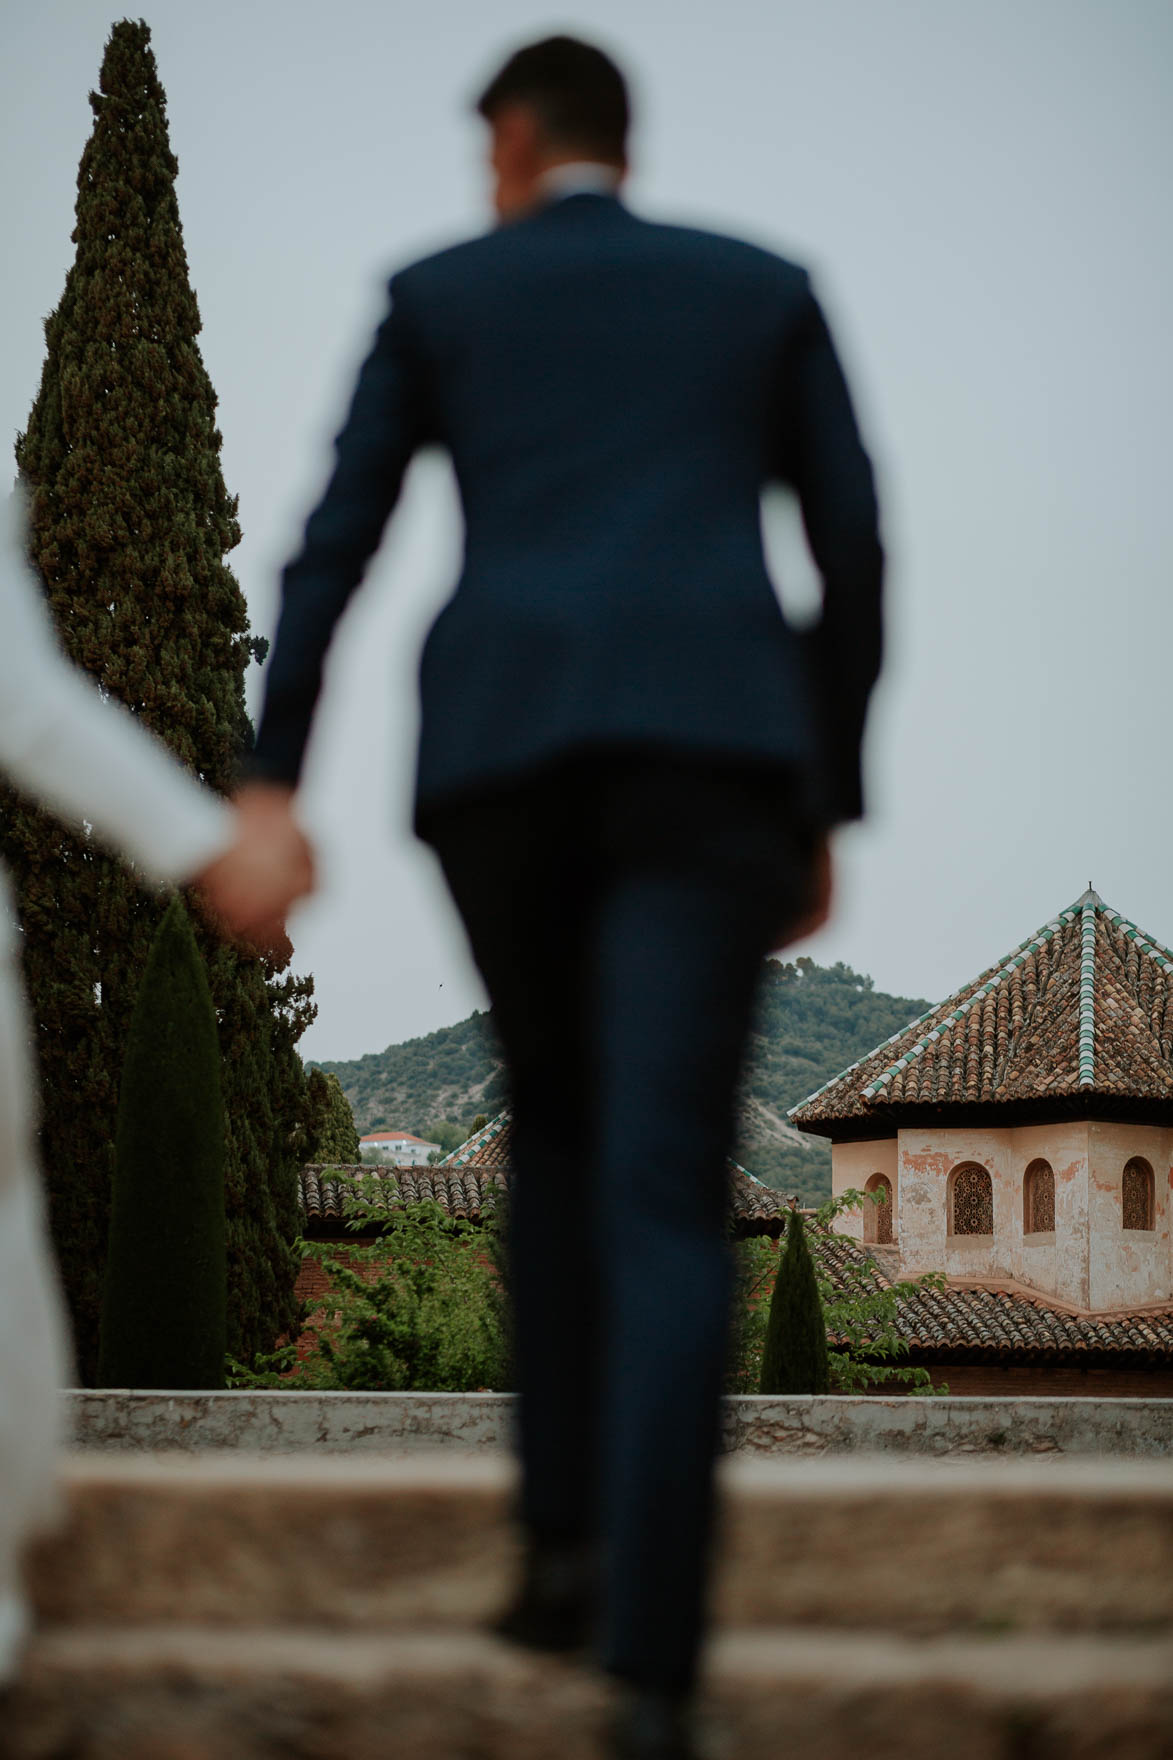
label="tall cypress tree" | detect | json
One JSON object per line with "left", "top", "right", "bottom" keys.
{"left": 304, "top": 1068, "right": 361, "bottom": 1165}
{"left": 99, "top": 897, "right": 226, "bottom": 1389}
{"left": 759, "top": 1208, "right": 831, "bottom": 1395}
{"left": 4, "top": 19, "right": 314, "bottom": 1382}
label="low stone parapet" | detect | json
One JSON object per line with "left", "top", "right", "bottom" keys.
{"left": 66, "top": 1390, "right": 1173, "bottom": 1456}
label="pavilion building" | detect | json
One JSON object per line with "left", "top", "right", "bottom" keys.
{"left": 790, "top": 888, "right": 1173, "bottom": 1317}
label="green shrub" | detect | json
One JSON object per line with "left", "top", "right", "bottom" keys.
{"left": 231, "top": 1183, "right": 508, "bottom": 1392}
{"left": 726, "top": 1234, "right": 779, "bottom": 1394}
{"left": 816, "top": 1189, "right": 946, "bottom": 1394}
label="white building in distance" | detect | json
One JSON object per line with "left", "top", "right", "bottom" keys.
{"left": 359, "top": 1129, "right": 441, "bottom": 1166}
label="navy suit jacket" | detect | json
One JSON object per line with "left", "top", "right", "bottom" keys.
{"left": 251, "top": 193, "right": 883, "bottom": 826}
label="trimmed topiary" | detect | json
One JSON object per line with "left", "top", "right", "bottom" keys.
{"left": 759, "top": 1206, "right": 830, "bottom": 1395}
{"left": 98, "top": 896, "right": 226, "bottom": 1388}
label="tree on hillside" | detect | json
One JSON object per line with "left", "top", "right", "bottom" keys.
{"left": 304, "top": 1068, "right": 361, "bottom": 1164}
{"left": 424, "top": 1119, "right": 477, "bottom": 1157}
{"left": 759, "top": 1207, "right": 830, "bottom": 1395}
{"left": 735, "top": 958, "right": 930, "bottom": 1199}
{"left": 3, "top": 20, "right": 314, "bottom": 1381}
{"left": 99, "top": 898, "right": 226, "bottom": 1388}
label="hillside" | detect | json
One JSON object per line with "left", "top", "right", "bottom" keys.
{"left": 314, "top": 956, "right": 929, "bottom": 1205}
{"left": 318, "top": 1009, "right": 508, "bottom": 1145}
{"left": 737, "top": 957, "right": 929, "bottom": 1199}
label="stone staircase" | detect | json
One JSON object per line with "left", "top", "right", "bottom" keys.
{"left": 5, "top": 1453, "right": 1173, "bottom": 1757}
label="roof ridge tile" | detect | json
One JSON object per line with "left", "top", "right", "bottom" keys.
{"left": 443, "top": 1109, "right": 510, "bottom": 1167}
{"left": 1078, "top": 891, "right": 1097, "bottom": 1088}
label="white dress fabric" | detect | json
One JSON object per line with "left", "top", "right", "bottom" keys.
{"left": 0, "top": 487, "right": 232, "bottom": 1680}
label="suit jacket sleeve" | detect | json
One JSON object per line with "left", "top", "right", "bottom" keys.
{"left": 775, "top": 278, "right": 884, "bottom": 824}
{"left": 249, "top": 276, "right": 429, "bottom": 785}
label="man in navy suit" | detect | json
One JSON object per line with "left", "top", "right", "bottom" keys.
{"left": 245, "top": 36, "right": 883, "bottom": 1759}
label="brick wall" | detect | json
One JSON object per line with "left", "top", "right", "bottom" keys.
{"left": 284, "top": 1244, "right": 389, "bottom": 1372}
{"left": 921, "top": 1364, "right": 1173, "bottom": 1398}
{"left": 294, "top": 1240, "right": 497, "bottom": 1312}
{"left": 294, "top": 1246, "right": 380, "bottom": 1308}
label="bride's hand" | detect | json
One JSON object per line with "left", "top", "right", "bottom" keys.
{"left": 194, "top": 784, "right": 316, "bottom": 953}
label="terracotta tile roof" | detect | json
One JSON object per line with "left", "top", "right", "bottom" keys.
{"left": 810, "top": 1228, "right": 1173, "bottom": 1364}
{"left": 300, "top": 1109, "right": 786, "bottom": 1239}
{"left": 726, "top": 1159, "right": 792, "bottom": 1234}
{"left": 443, "top": 1112, "right": 513, "bottom": 1170}
{"left": 790, "top": 889, "right": 1173, "bottom": 1132}
{"left": 300, "top": 1162, "right": 507, "bottom": 1231}
{"left": 440, "top": 1110, "right": 785, "bottom": 1233}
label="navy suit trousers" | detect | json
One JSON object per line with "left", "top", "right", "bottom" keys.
{"left": 425, "top": 749, "right": 816, "bottom": 1690}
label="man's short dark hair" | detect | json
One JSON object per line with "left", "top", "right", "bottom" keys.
{"left": 475, "top": 36, "right": 630, "bottom": 163}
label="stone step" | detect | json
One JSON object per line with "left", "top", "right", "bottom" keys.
{"left": 5, "top": 1625, "right": 1173, "bottom": 1759}
{"left": 27, "top": 1452, "right": 1173, "bottom": 1635}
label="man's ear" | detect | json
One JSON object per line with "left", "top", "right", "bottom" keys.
{"left": 492, "top": 102, "right": 544, "bottom": 169}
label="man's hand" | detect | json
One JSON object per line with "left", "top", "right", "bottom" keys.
{"left": 194, "top": 782, "right": 316, "bottom": 953}
{"left": 771, "top": 831, "right": 832, "bottom": 952}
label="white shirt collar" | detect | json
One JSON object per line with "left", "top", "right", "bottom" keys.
{"left": 536, "top": 161, "right": 623, "bottom": 202}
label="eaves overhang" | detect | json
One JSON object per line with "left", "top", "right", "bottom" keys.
{"left": 794, "top": 1093, "right": 1173, "bottom": 1143}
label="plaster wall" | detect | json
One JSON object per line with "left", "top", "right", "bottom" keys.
{"left": 836, "top": 1120, "right": 1173, "bottom": 1313}
{"left": 1086, "top": 1121, "right": 1173, "bottom": 1311}
{"left": 1001, "top": 1121, "right": 1093, "bottom": 1309}
{"left": 830, "top": 1139, "right": 898, "bottom": 1242}
{"left": 895, "top": 1126, "right": 1014, "bottom": 1285}
{"left": 893, "top": 1123, "right": 1093, "bottom": 1308}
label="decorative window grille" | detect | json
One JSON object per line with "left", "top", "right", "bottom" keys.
{"left": 1122, "top": 1158, "right": 1155, "bottom": 1232}
{"left": 864, "top": 1173, "right": 894, "bottom": 1245}
{"left": 1023, "top": 1160, "right": 1055, "bottom": 1235}
{"left": 949, "top": 1163, "right": 993, "bottom": 1236}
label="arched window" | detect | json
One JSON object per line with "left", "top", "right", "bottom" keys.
{"left": 1122, "top": 1158, "right": 1155, "bottom": 1231}
{"left": 948, "top": 1162, "right": 993, "bottom": 1237}
{"left": 1023, "top": 1159, "right": 1055, "bottom": 1236}
{"left": 864, "top": 1172, "right": 894, "bottom": 1244}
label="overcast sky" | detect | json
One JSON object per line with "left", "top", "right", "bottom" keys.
{"left": 4, "top": 1, "right": 1171, "bottom": 1063}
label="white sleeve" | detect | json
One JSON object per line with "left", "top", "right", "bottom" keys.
{"left": 0, "top": 489, "right": 233, "bottom": 884}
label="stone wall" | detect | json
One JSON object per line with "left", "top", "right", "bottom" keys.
{"left": 66, "top": 1390, "right": 1173, "bottom": 1456}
